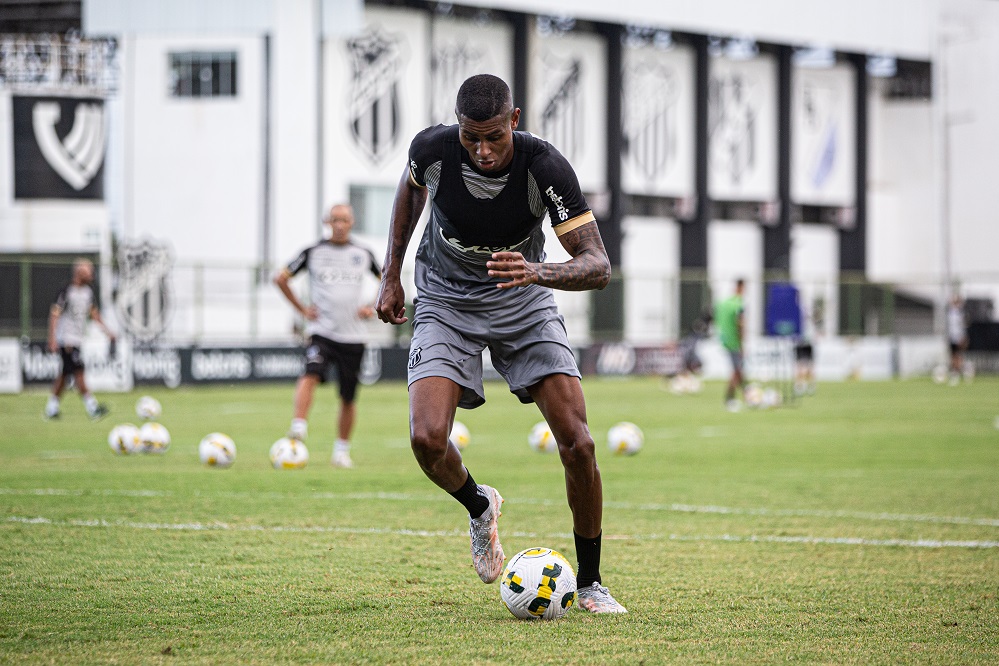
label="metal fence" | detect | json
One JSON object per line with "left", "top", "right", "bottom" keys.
{"left": 2, "top": 254, "right": 996, "bottom": 349}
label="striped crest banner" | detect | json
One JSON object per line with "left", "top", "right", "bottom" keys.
{"left": 346, "top": 27, "right": 404, "bottom": 165}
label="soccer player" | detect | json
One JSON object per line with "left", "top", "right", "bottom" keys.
{"left": 44, "top": 258, "right": 114, "bottom": 420}
{"left": 715, "top": 278, "right": 746, "bottom": 412}
{"left": 275, "top": 204, "right": 381, "bottom": 468}
{"left": 374, "top": 74, "right": 626, "bottom": 613}
{"left": 946, "top": 294, "right": 968, "bottom": 386}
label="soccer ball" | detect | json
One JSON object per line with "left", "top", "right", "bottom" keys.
{"left": 607, "top": 421, "right": 643, "bottom": 456}
{"left": 270, "top": 437, "right": 309, "bottom": 469}
{"left": 500, "top": 547, "right": 577, "bottom": 620}
{"left": 669, "top": 374, "right": 702, "bottom": 395}
{"left": 744, "top": 382, "right": 764, "bottom": 408}
{"left": 139, "top": 422, "right": 171, "bottom": 454}
{"left": 450, "top": 421, "right": 471, "bottom": 450}
{"left": 528, "top": 421, "right": 557, "bottom": 453}
{"left": 199, "top": 432, "right": 236, "bottom": 468}
{"left": 135, "top": 395, "right": 162, "bottom": 421}
{"left": 108, "top": 423, "right": 141, "bottom": 455}
{"left": 761, "top": 387, "right": 782, "bottom": 408}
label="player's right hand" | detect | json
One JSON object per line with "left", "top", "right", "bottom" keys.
{"left": 375, "top": 278, "right": 408, "bottom": 325}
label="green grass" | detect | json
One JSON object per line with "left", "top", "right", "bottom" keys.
{"left": 1, "top": 377, "right": 998, "bottom": 664}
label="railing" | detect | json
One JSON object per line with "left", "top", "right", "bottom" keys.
{"left": 1, "top": 255, "right": 995, "bottom": 347}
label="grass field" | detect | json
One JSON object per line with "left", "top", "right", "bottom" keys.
{"left": 2, "top": 377, "right": 998, "bottom": 664}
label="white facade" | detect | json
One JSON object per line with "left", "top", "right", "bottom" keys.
{"left": 3, "top": 0, "right": 996, "bottom": 349}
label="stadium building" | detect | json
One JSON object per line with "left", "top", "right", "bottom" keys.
{"left": 2, "top": 0, "right": 998, "bottom": 389}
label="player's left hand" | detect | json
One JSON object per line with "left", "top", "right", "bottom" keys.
{"left": 487, "top": 252, "right": 538, "bottom": 289}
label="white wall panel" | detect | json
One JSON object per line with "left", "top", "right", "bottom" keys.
{"left": 790, "top": 223, "right": 839, "bottom": 339}
{"left": 708, "top": 220, "right": 763, "bottom": 337}
{"left": 128, "top": 35, "right": 263, "bottom": 265}
{"left": 622, "top": 216, "right": 680, "bottom": 342}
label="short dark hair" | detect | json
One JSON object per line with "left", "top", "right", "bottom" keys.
{"left": 455, "top": 74, "right": 512, "bottom": 122}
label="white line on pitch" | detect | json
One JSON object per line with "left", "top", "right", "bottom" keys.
{"left": 6, "top": 515, "right": 998, "bottom": 550}
{"left": 2, "top": 487, "right": 997, "bottom": 528}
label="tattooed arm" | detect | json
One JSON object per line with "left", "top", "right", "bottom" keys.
{"left": 486, "top": 221, "right": 611, "bottom": 292}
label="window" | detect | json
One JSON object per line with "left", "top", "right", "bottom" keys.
{"left": 349, "top": 184, "right": 397, "bottom": 236}
{"left": 169, "top": 51, "right": 237, "bottom": 98}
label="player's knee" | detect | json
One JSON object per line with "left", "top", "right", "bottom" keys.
{"left": 556, "top": 431, "right": 596, "bottom": 468}
{"left": 410, "top": 422, "right": 450, "bottom": 459}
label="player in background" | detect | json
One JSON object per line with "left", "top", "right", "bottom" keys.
{"left": 946, "top": 294, "right": 968, "bottom": 386}
{"left": 44, "top": 258, "right": 115, "bottom": 420}
{"left": 715, "top": 278, "right": 746, "bottom": 412}
{"left": 275, "top": 204, "right": 381, "bottom": 468}
{"left": 375, "top": 74, "right": 626, "bottom": 613}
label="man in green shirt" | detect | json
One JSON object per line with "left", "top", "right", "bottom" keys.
{"left": 715, "top": 279, "right": 746, "bottom": 411}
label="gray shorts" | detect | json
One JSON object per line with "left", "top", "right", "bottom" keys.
{"left": 727, "top": 348, "right": 744, "bottom": 373}
{"left": 408, "top": 295, "right": 580, "bottom": 409}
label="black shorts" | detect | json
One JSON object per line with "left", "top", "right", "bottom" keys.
{"left": 304, "top": 335, "right": 365, "bottom": 402}
{"left": 949, "top": 342, "right": 962, "bottom": 355}
{"left": 795, "top": 342, "right": 814, "bottom": 361}
{"left": 59, "top": 347, "right": 84, "bottom": 376}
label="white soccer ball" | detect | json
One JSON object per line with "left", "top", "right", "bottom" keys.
{"left": 761, "top": 387, "right": 782, "bottom": 408}
{"left": 108, "top": 423, "right": 141, "bottom": 455}
{"left": 139, "top": 422, "right": 171, "bottom": 454}
{"left": 135, "top": 396, "right": 162, "bottom": 421}
{"left": 528, "top": 421, "right": 557, "bottom": 453}
{"left": 270, "top": 437, "right": 309, "bottom": 470}
{"left": 744, "top": 382, "right": 764, "bottom": 408}
{"left": 450, "top": 421, "right": 471, "bottom": 450}
{"left": 607, "top": 421, "right": 643, "bottom": 456}
{"left": 669, "top": 374, "right": 701, "bottom": 395}
{"left": 199, "top": 432, "right": 236, "bottom": 468}
{"left": 500, "top": 547, "right": 577, "bottom": 620}
{"left": 931, "top": 364, "right": 948, "bottom": 384}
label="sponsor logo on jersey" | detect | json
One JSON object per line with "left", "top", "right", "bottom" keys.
{"left": 439, "top": 227, "right": 532, "bottom": 256}
{"left": 408, "top": 347, "right": 422, "bottom": 369}
{"left": 544, "top": 186, "right": 569, "bottom": 222}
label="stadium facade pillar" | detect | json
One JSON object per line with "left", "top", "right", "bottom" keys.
{"left": 510, "top": 12, "right": 529, "bottom": 133}
{"left": 838, "top": 53, "right": 869, "bottom": 334}
{"left": 763, "top": 45, "right": 794, "bottom": 330}
{"left": 679, "top": 34, "right": 711, "bottom": 334}
{"left": 590, "top": 23, "right": 625, "bottom": 341}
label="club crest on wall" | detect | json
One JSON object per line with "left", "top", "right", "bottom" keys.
{"left": 345, "top": 27, "right": 406, "bottom": 165}
{"left": 114, "top": 239, "right": 173, "bottom": 344}
{"left": 708, "top": 73, "right": 757, "bottom": 187}
{"left": 801, "top": 80, "right": 839, "bottom": 189}
{"left": 12, "top": 96, "right": 106, "bottom": 199}
{"left": 623, "top": 60, "right": 678, "bottom": 183}
{"left": 431, "top": 39, "right": 484, "bottom": 126}
{"left": 538, "top": 52, "right": 583, "bottom": 163}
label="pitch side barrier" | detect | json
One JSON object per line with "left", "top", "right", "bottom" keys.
{"left": 15, "top": 341, "right": 412, "bottom": 389}
{"left": 6, "top": 337, "right": 995, "bottom": 393}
